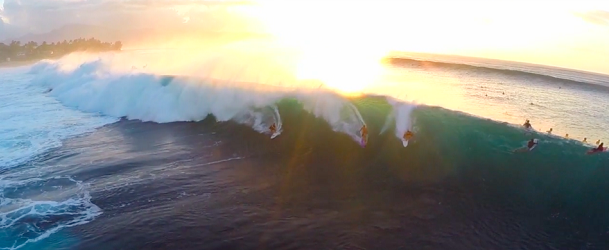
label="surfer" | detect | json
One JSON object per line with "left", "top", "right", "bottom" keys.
{"left": 269, "top": 123, "right": 277, "bottom": 134}
{"left": 403, "top": 130, "right": 414, "bottom": 140}
{"left": 360, "top": 125, "right": 368, "bottom": 138}
{"left": 596, "top": 139, "right": 601, "bottom": 145}
{"left": 546, "top": 128, "right": 553, "bottom": 134}
{"left": 588, "top": 143, "right": 605, "bottom": 154}
{"left": 513, "top": 138, "right": 538, "bottom": 153}
{"left": 583, "top": 138, "right": 587, "bottom": 143}
{"left": 523, "top": 120, "right": 532, "bottom": 129}
{"left": 527, "top": 138, "right": 538, "bottom": 150}
{"left": 596, "top": 143, "right": 604, "bottom": 151}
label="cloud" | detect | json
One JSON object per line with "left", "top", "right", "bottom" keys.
{"left": 574, "top": 10, "right": 609, "bottom": 26}
{"left": 0, "top": 0, "right": 257, "bottom": 41}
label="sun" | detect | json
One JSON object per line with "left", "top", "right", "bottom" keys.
{"left": 292, "top": 47, "right": 385, "bottom": 96}
{"left": 235, "top": 1, "right": 391, "bottom": 96}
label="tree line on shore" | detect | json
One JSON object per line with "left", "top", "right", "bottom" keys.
{"left": 0, "top": 38, "right": 122, "bottom": 62}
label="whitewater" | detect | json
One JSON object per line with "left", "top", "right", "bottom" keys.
{"left": 1, "top": 47, "right": 609, "bottom": 250}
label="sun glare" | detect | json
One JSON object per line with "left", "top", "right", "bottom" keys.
{"left": 233, "top": 0, "right": 609, "bottom": 76}
{"left": 293, "top": 48, "right": 385, "bottom": 96}
{"left": 234, "top": 1, "right": 398, "bottom": 96}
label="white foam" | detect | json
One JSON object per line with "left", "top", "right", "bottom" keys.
{"left": 0, "top": 66, "right": 117, "bottom": 169}
{"left": 0, "top": 176, "right": 101, "bottom": 250}
{"left": 381, "top": 97, "right": 418, "bottom": 141}
{"left": 30, "top": 56, "right": 369, "bottom": 144}
{"left": 234, "top": 105, "right": 282, "bottom": 135}
{"left": 298, "top": 91, "right": 367, "bottom": 141}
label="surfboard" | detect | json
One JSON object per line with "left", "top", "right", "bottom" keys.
{"left": 270, "top": 131, "right": 280, "bottom": 139}
{"left": 586, "top": 147, "right": 607, "bottom": 155}
{"left": 401, "top": 132, "right": 413, "bottom": 148}
{"left": 513, "top": 143, "right": 537, "bottom": 153}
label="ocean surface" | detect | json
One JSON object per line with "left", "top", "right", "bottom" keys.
{"left": 1, "top": 49, "right": 609, "bottom": 250}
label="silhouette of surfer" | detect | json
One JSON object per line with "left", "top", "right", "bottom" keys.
{"left": 546, "top": 128, "right": 553, "bottom": 134}
{"left": 587, "top": 143, "right": 605, "bottom": 155}
{"left": 527, "top": 139, "right": 538, "bottom": 150}
{"left": 523, "top": 120, "right": 532, "bottom": 129}
{"left": 269, "top": 123, "right": 277, "bottom": 135}
{"left": 513, "top": 138, "right": 538, "bottom": 153}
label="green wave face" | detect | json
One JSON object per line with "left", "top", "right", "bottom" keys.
{"left": 251, "top": 95, "right": 609, "bottom": 231}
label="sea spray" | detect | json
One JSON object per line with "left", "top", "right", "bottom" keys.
{"left": 30, "top": 59, "right": 370, "bottom": 145}
{"left": 380, "top": 97, "right": 418, "bottom": 143}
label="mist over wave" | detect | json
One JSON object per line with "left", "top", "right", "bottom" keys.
{"left": 29, "top": 52, "right": 382, "bottom": 145}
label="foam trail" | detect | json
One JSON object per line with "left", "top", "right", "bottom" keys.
{"left": 393, "top": 101, "right": 416, "bottom": 140}
{"left": 299, "top": 92, "right": 366, "bottom": 142}
{"left": 271, "top": 104, "right": 283, "bottom": 136}
{"left": 234, "top": 105, "right": 282, "bottom": 136}
{"left": 380, "top": 98, "right": 417, "bottom": 142}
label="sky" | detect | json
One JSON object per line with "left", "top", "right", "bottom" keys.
{"left": 1, "top": 0, "right": 609, "bottom": 74}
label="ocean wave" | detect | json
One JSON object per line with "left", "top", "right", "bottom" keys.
{"left": 0, "top": 67, "right": 116, "bottom": 169}
{"left": 29, "top": 59, "right": 372, "bottom": 144}
{"left": 385, "top": 57, "right": 609, "bottom": 92}
{"left": 29, "top": 58, "right": 609, "bottom": 159}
